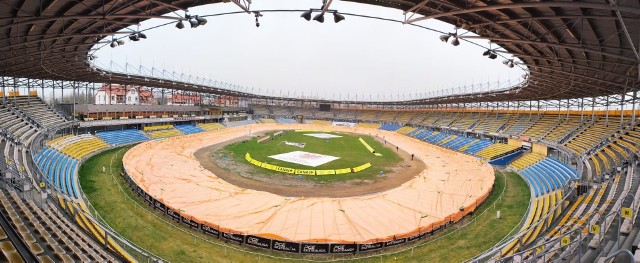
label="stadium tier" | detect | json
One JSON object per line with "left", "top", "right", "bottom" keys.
{"left": 197, "top": 122, "right": 225, "bottom": 131}
{"left": 306, "top": 119, "right": 332, "bottom": 126}
{"left": 357, "top": 122, "right": 381, "bottom": 129}
{"left": 96, "top": 129, "right": 149, "bottom": 145}
{"left": 35, "top": 148, "right": 80, "bottom": 198}
{"left": 258, "top": 118, "right": 276, "bottom": 123}
{"left": 146, "top": 128, "right": 182, "bottom": 139}
{"left": 223, "top": 119, "right": 258, "bottom": 127}
{"left": 174, "top": 124, "right": 205, "bottom": 135}
{"left": 378, "top": 123, "right": 402, "bottom": 131}
{"left": 275, "top": 118, "right": 297, "bottom": 124}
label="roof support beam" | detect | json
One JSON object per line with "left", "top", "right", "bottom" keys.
{"left": 461, "top": 35, "right": 638, "bottom": 62}
{"left": 607, "top": 0, "right": 640, "bottom": 62}
{"left": 404, "top": 2, "right": 640, "bottom": 24}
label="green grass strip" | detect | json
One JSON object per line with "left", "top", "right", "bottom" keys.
{"left": 80, "top": 146, "right": 529, "bottom": 263}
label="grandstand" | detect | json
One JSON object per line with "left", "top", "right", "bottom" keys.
{"left": 174, "top": 124, "right": 205, "bottom": 135}
{"left": 0, "top": 0, "right": 639, "bottom": 262}
{"left": 197, "top": 122, "right": 225, "bottom": 131}
{"left": 96, "top": 129, "right": 149, "bottom": 146}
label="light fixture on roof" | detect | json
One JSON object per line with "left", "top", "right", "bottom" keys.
{"left": 175, "top": 20, "right": 185, "bottom": 29}
{"left": 196, "top": 16, "right": 207, "bottom": 26}
{"left": 110, "top": 40, "right": 117, "bottom": 48}
{"left": 483, "top": 49, "right": 498, "bottom": 59}
{"left": 137, "top": 32, "right": 147, "bottom": 39}
{"left": 503, "top": 58, "right": 515, "bottom": 68}
{"left": 301, "top": 10, "right": 312, "bottom": 21}
{"left": 440, "top": 31, "right": 459, "bottom": 46}
{"left": 313, "top": 13, "right": 325, "bottom": 23}
{"left": 333, "top": 12, "right": 345, "bottom": 23}
{"left": 300, "top": 9, "right": 345, "bottom": 23}
{"left": 129, "top": 34, "right": 140, "bottom": 41}
{"left": 116, "top": 39, "right": 124, "bottom": 46}
{"left": 439, "top": 34, "right": 451, "bottom": 43}
{"left": 189, "top": 18, "right": 199, "bottom": 28}
{"left": 451, "top": 37, "right": 460, "bottom": 46}
{"left": 254, "top": 11, "right": 262, "bottom": 27}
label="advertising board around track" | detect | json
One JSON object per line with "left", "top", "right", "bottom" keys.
{"left": 302, "top": 133, "right": 343, "bottom": 139}
{"left": 332, "top": 121, "right": 356, "bottom": 127}
{"left": 122, "top": 171, "right": 468, "bottom": 255}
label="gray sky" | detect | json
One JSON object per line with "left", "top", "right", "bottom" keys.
{"left": 95, "top": 0, "right": 524, "bottom": 100}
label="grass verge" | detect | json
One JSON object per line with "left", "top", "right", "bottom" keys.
{"left": 80, "top": 146, "right": 529, "bottom": 263}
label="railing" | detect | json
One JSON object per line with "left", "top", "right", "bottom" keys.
{"left": 470, "top": 178, "right": 576, "bottom": 262}
{"left": 90, "top": 59, "right": 524, "bottom": 103}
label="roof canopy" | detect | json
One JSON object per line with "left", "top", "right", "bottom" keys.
{"left": 1, "top": 0, "right": 639, "bottom": 105}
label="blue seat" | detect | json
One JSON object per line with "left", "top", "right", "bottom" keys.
{"left": 521, "top": 170, "right": 540, "bottom": 197}
{"left": 96, "top": 129, "right": 149, "bottom": 146}
{"left": 379, "top": 123, "right": 402, "bottom": 131}
{"left": 175, "top": 124, "right": 204, "bottom": 135}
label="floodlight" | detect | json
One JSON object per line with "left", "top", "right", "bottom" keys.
{"left": 439, "top": 34, "right": 450, "bottom": 43}
{"left": 333, "top": 12, "right": 345, "bottom": 23}
{"left": 196, "top": 16, "right": 207, "bottom": 26}
{"left": 313, "top": 13, "right": 324, "bottom": 23}
{"left": 176, "top": 20, "right": 185, "bottom": 29}
{"left": 451, "top": 38, "right": 460, "bottom": 46}
{"left": 301, "top": 10, "right": 312, "bottom": 21}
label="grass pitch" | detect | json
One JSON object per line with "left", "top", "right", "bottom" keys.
{"left": 223, "top": 130, "right": 403, "bottom": 179}
{"left": 80, "top": 145, "right": 530, "bottom": 263}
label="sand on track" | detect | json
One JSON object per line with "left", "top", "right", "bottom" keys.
{"left": 123, "top": 123, "right": 494, "bottom": 243}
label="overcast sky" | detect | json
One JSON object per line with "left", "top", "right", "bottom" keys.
{"left": 94, "top": 0, "right": 524, "bottom": 100}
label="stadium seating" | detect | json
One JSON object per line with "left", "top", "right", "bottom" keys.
{"left": 95, "top": 129, "right": 149, "bottom": 145}
{"left": 306, "top": 120, "right": 332, "bottom": 126}
{"left": 258, "top": 118, "right": 276, "bottom": 123}
{"left": 197, "top": 122, "right": 225, "bottom": 131}
{"left": 395, "top": 126, "right": 416, "bottom": 134}
{"left": 379, "top": 123, "right": 402, "bottom": 131}
{"left": 357, "top": 122, "right": 381, "bottom": 129}
{"left": 509, "top": 153, "right": 545, "bottom": 171}
{"left": 377, "top": 111, "right": 398, "bottom": 122}
{"left": 449, "top": 112, "right": 480, "bottom": 130}
{"left": 143, "top": 124, "right": 173, "bottom": 131}
{"left": 174, "top": 124, "right": 205, "bottom": 135}
{"left": 275, "top": 118, "right": 297, "bottom": 124}
{"left": 35, "top": 148, "right": 80, "bottom": 198}
{"left": 270, "top": 106, "right": 292, "bottom": 116}
{"left": 473, "top": 114, "right": 512, "bottom": 133}
{"left": 543, "top": 116, "right": 582, "bottom": 143}
{"left": 224, "top": 119, "right": 257, "bottom": 127}
{"left": 60, "top": 137, "right": 109, "bottom": 159}
{"left": 359, "top": 110, "right": 380, "bottom": 121}
{"left": 333, "top": 109, "right": 359, "bottom": 120}
{"left": 522, "top": 114, "right": 560, "bottom": 139}
{"left": 503, "top": 115, "right": 536, "bottom": 136}
{"left": 563, "top": 118, "right": 619, "bottom": 155}
{"left": 395, "top": 112, "right": 416, "bottom": 123}
{"left": 146, "top": 128, "right": 182, "bottom": 139}
{"left": 0, "top": 191, "right": 118, "bottom": 262}
{"left": 476, "top": 143, "right": 519, "bottom": 160}
{"left": 251, "top": 104, "right": 271, "bottom": 115}
{"left": 5, "top": 96, "right": 67, "bottom": 128}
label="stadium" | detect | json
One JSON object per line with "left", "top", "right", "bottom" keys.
{"left": 0, "top": 0, "right": 639, "bottom": 262}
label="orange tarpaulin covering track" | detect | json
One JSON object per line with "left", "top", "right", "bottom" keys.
{"left": 123, "top": 124, "right": 494, "bottom": 243}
